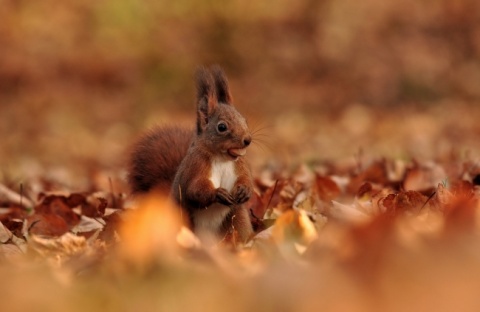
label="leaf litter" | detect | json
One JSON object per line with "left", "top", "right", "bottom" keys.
{"left": 2, "top": 156, "right": 480, "bottom": 311}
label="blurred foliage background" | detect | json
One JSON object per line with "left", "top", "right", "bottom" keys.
{"left": 1, "top": 0, "right": 480, "bottom": 185}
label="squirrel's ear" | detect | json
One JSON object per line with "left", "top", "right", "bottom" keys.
{"left": 195, "top": 67, "right": 217, "bottom": 133}
{"left": 211, "top": 65, "right": 233, "bottom": 105}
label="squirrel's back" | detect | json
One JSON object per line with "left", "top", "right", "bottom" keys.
{"left": 127, "top": 125, "right": 193, "bottom": 194}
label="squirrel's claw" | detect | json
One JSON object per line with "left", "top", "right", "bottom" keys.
{"left": 233, "top": 184, "right": 252, "bottom": 205}
{"left": 216, "top": 188, "right": 235, "bottom": 206}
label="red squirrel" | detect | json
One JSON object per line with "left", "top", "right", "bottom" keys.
{"left": 128, "top": 66, "right": 254, "bottom": 242}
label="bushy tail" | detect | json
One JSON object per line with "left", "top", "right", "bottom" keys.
{"left": 127, "top": 126, "right": 193, "bottom": 194}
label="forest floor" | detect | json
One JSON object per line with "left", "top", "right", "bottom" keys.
{"left": 2, "top": 102, "right": 480, "bottom": 312}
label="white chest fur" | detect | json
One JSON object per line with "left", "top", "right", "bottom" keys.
{"left": 209, "top": 158, "right": 237, "bottom": 192}
{"left": 193, "top": 158, "right": 238, "bottom": 239}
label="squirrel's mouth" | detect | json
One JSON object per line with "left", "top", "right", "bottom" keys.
{"left": 227, "top": 148, "right": 247, "bottom": 158}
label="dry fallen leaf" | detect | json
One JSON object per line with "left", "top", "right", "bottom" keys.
{"left": 0, "top": 222, "right": 12, "bottom": 243}
{"left": 35, "top": 197, "right": 80, "bottom": 229}
{"left": 348, "top": 160, "right": 390, "bottom": 194}
{"left": 118, "top": 194, "right": 183, "bottom": 264}
{"left": 272, "top": 209, "right": 318, "bottom": 250}
{"left": 403, "top": 161, "right": 447, "bottom": 192}
{"left": 26, "top": 213, "right": 70, "bottom": 237}
{"left": 329, "top": 200, "right": 371, "bottom": 224}
{"left": 28, "top": 233, "right": 88, "bottom": 263}
{"left": 313, "top": 175, "right": 341, "bottom": 202}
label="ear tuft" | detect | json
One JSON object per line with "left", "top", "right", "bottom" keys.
{"left": 195, "top": 67, "right": 217, "bottom": 134}
{"left": 211, "top": 65, "right": 233, "bottom": 105}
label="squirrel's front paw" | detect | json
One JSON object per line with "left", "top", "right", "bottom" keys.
{"left": 233, "top": 184, "right": 252, "bottom": 204}
{"left": 216, "top": 188, "right": 235, "bottom": 206}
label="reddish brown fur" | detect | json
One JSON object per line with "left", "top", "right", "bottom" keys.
{"left": 127, "top": 125, "right": 193, "bottom": 194}
{"left": 128, "top": 66, "right": 254, "bottom": 242}
{"left": 171, "top": 141, "right": 253, "bottom": 240}
{"left": 222, "top": 205, "right": 253, "bottom": 241}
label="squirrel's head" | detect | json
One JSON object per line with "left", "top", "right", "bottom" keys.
{"left": 195, "top": 65, "right": 251, "bottom": 160}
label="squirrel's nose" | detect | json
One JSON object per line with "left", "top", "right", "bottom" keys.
{"left": 243, "top": 136, "right": 252, "bottom": 147}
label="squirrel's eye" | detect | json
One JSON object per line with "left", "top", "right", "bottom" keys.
{"left": 217, "top": 122, "right": 228, "bottom": 132}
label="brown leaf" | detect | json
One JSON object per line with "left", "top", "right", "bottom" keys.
{"left": 249, "top": 209, "right": 266, "bottom": 233}
{"left": 357, "top": 182, "right": 373, "bottom": 199}
{"left": 81, "top": 203, "right": 101, "bottom": 218}
{"left": 38, "top": 193, "right": 87, "bottom": 208}
{"left": 314, "top": 175, "right": 341, "bottom": 201}
{"left": 36, "top": 197, "right": 80, "bottom": 228}
{"left": 403, "top": 162, "right": 446, "bottom": 193}
{"left": 379, "top": 191, "right": 429, "bottom": 216}
{"left": 396, "top": 191, "right": 429, "bottom": 212}
{"left": 245, "top": 191, "right": 265, "bottom": 220}
{"left": 66, "top": 193, "right": 87, "bottom": 207}
{"left": 380, "top": 194, "right": 396, "bottom": 214}
{"left": 98, "top": 211, "right": 122, "bottom": 244}
{"left": 26, "top": 213, "right": 69, "bottom": 237}
{"left": 260, "top": 179, "right": 285, "bottom": 211}
{"left": 0, "top": 219, "right": 24, "bottom": 238}
{"left": 348, "top": 160, "right": 390, "bottom": 194}
{"left": 260, "top": 179, "right": 303, "bottom": 213}
{"left": 97, "top": 197, "right": 108, "bottom": 215}
{"left": 81, "top": 196, "right": 108, "bottom": 218}
{"left": 0, "top": 206, "right": 27, "bottom": 237}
